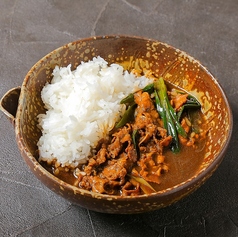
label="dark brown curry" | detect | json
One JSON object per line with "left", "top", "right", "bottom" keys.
{"left": 42, "top": 77, "right": 208, "bottom": 196}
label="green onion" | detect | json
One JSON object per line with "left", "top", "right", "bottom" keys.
{"left": 177, "top": 95, "right": 201, "bottom": 121}
{"left": 154, "top": 77, "right": 182, "bottom": 153}
{"left": 115, "top": 103, "right": 137, "bottom": 128}
{"left": 132, "top": 129, "right": 140, "bottom": 158}
{"left": 129, "top": 175, "right": 156, "bottom": 194}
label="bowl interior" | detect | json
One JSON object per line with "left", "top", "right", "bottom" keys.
{"left": 17, "top": 35, "right": 232, "bottom": 192}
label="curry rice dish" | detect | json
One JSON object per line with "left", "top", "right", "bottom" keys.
{"left": 38, "top": 57, "right": 208, "bottom": 196}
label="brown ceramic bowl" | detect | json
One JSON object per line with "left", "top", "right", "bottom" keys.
{"left": 0, "top": 35, "right": 233, "bottom": 214}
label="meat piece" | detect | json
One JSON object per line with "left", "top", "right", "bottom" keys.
{"left": 84, "top": 158, "right": 97, "bottom": 175}
{"left": 84, "top": 145, "right": 107, "bottom": 175}
{"left": 137, "top": 154, "right": 169, "bottom": 185}
{"left": 90, "top": 176, "right": 108, "bottom": 194}
{"left": 179, "top": 134, "right": 196, "bottom": 147}
{"left": 121, "top": 181, "right": 140, "bottom": 196}
{"left": 108, "top": 124, "right": 132, "bottom": 158}
{"left": 157, "top": 127, "right": 168, "bottom": 138}
{"left": 125, "top": 142, "right": 138, "bottom": 162}
{"left": 90, "top": 176, "right": 118, "bottom": 195}
{"left": 138, "top": 124, "right": 156, "bottom": 145}
{"left": 134, "top": 90, "right": 153, "bottom": 113}
{"left": 172, "top": 93, "right": 188, "bottom": 111}
{"left": 81, "top": 153, "right": 136, "bottom": 195}
{"left": 79, "top": 176, "right": 92, "bottom": 190}
{"left": 102, "top": 153, "right": 133, "bottom": 185}
{"left": 181, "top": 118, "right": 191, "bottom": 133}
{"left": 133, "top": 91, "right": 166, "bottom": 155}
{"left": 160, "top": 135, "right": 172, "bottom": 147}
{"left": 143, "top": 173, "right": 161, "bottom": 185}
{"left": 134, "top": 91, "right": 159, "bottom": 130}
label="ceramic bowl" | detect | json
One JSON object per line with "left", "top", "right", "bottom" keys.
{"left": 0, "top": 35, "right": 233, "bottom": 214}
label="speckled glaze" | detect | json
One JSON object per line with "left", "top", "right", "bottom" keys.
{"left": 0, "top": 35, "right": 233, "bottom": 214}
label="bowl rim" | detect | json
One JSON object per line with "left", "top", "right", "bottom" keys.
{"left": 15, "top": 35, "right": 233, "bottom": 201}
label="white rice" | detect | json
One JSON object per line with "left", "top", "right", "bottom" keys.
{"left": 37, "top": 56, "right": 152, "bottom": 167}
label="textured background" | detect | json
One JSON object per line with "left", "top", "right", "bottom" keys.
{"left": 0, "top": 0, "right": 237, "bottom": 236}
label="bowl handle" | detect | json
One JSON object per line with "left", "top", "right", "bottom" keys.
{"left": 0, "top": 87, "right": 21, "bottom": 125}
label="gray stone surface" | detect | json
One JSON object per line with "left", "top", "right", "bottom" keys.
{"left": 0, "top": 0, "right": 237, "bottom": 236}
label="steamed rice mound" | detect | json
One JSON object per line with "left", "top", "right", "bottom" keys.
{"left": 37, "top": 56, "right": 152, "bottom": 167}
